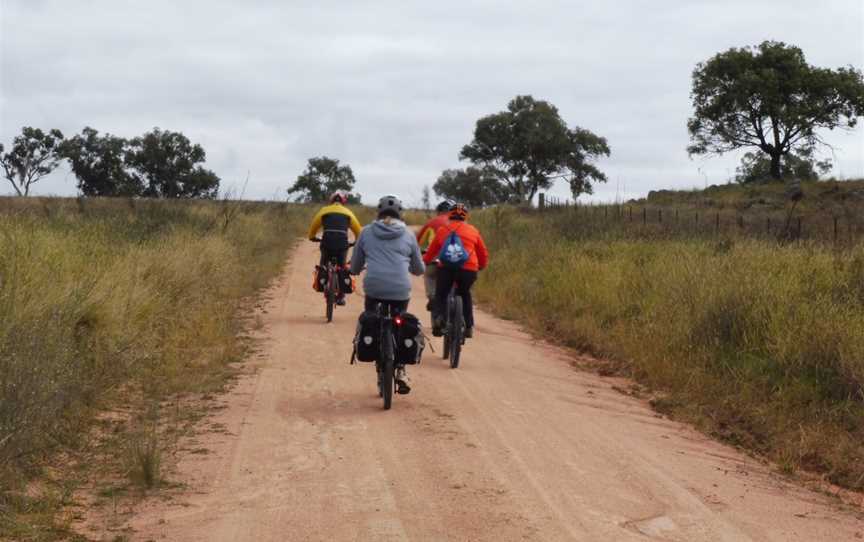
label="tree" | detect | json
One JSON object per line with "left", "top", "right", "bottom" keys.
{"left": 60, "top": 127, "right": 143, "bottom": 197}
{"left": 688, "top": 41, "right": 864, "bottom": 181}
{"left": 287, "top": 156, "right": 360, "bottom": 203}
{"left": 735, "top": 148, "right": 832, "bottom": 184}
{"left": 0, "top": 127, "right": 64, "bottom": 196}
{"left": 126, "top": 128, "right": 220, "bottom": 198}
{"left": 433, "top": 167, "right": 508, "bottom": 208}
{"left": 421, "top": 185, "right": 432, "bottom": 212}
{"left": 460, "top": 95, "right": 610, "bottom": 203}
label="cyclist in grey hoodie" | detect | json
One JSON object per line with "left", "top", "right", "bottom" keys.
{"left": 350, "top": 195, "right": 424, "bottom": 392}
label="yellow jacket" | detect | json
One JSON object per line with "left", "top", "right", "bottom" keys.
{"left": 307, "top": 203, "right": 362, "bottom": 240}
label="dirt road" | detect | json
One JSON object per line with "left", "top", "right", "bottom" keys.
{"left": 128, "top": 241, "right": 862, "bottom": 541}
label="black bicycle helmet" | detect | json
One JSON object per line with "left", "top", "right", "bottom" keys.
{"left": 435, "top": 200, "right": 454, "bottom": 213}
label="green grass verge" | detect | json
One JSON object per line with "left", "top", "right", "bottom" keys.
{"left": 473, "top": 206, "right": 864, "bottom": 490}
{"left": 0, "top": 197, "right": 312, "bottom": 539}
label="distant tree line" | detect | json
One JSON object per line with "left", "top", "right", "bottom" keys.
{"left": 0, "top": 126, "right": 220, "bottom": 198}
{"left": 5, "top": 41, "right": 861, "bottom": 203}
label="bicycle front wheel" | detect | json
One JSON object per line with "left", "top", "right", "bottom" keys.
{"left": 449, "top": 295, "right": 463, "bottom": 369}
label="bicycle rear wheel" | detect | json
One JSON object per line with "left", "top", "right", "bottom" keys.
{"left": 325, "top": 266, "right": 335, "bottom": 322}
{"left": 449, "top": 295, "right": 463, "bottom": 369}
{"left": 381, "top": 328, "right": 394, "bottom": 410}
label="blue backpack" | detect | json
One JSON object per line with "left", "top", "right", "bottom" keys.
{"left": 437, "top": 225, "right": 470, "bottom": 269}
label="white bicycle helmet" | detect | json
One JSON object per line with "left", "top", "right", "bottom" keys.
{"left": 377, "top": 194, "right": 403, "bottom": 218}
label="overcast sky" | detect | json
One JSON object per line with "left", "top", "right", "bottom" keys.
{"left": 1, "top": 0, "right": 862, "bottom": 204}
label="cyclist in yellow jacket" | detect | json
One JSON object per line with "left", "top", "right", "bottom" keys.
{"left": 308, "top": 191, "right": 363, "bottom": 305}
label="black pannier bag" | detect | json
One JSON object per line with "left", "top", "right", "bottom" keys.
{"left": 338, "top": 267, "right": 355, "bottom": 294}
{"left": 353, "top": 311, "right": 380, "bottom": 362}
{"left": 396, "top": 313, "right": 424, "bottom": 365}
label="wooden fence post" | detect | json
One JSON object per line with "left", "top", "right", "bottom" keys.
{"left": 538, "top": 193, "right": 545, "bottom": 210}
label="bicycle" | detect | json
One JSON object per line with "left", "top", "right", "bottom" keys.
{"left": 372, "top": 302, "right": 406, "bottom": 410}
{"left": 311, "top": 238, "right": 354, "bottom": 323}
{"left": 441, "top": 284, "right": 465, "bottom": 369}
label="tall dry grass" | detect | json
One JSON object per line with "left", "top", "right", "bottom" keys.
{"left": 473, "top": 207, "right": 864, "bottom": 489}
{"left": 0, "top": 197, "right": 310, "bottom": 538}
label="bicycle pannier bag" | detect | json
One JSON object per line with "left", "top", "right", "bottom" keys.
{"left": 313, "top": 265, "right": 326, "bottom": 292}
{"left": 396, "top": 312, "right": 425, "bottom": 365}
{"left": 353, "top": 311, "right": 380, "bottom": 362}
{"left": 338, "top": 266, "right": 355, "bottom": 294}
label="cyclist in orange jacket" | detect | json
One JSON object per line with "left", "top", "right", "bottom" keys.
{"left": 416, "top": 200, "right": 454, "bottom": 311}
{"left": 422, "top": 203, "right": 488, "bottom": 338}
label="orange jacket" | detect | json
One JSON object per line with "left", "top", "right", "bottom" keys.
{"left": 416, "top": 213, "right": 450, "bottom": 249}
{"left": 423, "top": 220, "right": 489, "bottom": 272}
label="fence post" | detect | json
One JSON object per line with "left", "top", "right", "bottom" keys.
{"left": 629, "top": 207, "right": 633, "bottom": 221}
{"left": 834, "top": 216, "right": 839, "bottom": 244}
{"left": 658, "top": 209, "right": 663, "bottom": 224}
{"left": 797, "top": 217, "right": 803, "bottom": 241}
{"left": 604, "top": 206, "right": 608, "bottom": 220}
{"left": 538, "top": 193, "right": 545, "bottom": 210}
{"left": 642, "top": 207, "right": 647, "bottom": 224}
{"left": 715, "top": 213, "right": 720, "bottom": 235}
{"left": 766, "top": 217, "right": 771, "bottom": 236}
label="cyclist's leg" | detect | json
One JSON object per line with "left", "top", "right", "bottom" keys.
{"left": 433, "top": 266, "right": 454, "bottom": 331}
{"left": 423, "top": 265, "right": 437, "bottom": 311}
{"left": 319, "top": 247, "right": 328, "bottom": 269}
{"left": 455, "top": 270, "right": 478, "bottom": 333}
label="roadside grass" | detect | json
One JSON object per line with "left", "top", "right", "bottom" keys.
{"left": 472, "top": 206, "right": 864, "bottom": 490}
{"left": 0, "top": 197, "right": 311, "bottom": 539}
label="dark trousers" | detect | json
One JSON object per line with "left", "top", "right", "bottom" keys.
{"left": 364, "top": 297, "right": 409, "bottom": 314}
{"left": 319, "top": 248, "right": 347, "bottom": 268}
{"left": 319, "top": 230, "right": 348, "bottom": 268}
{"left": 434, "top": 267, "right": 478, "bottom": 328}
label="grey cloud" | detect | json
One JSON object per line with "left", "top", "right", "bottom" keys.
{"left": 1, "top": 0, "right": 862, "bottom": 202}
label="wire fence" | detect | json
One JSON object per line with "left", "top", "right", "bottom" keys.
{"left": 535, "top": 194, "right": 864, "bottom": 247}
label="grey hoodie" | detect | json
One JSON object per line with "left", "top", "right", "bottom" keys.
{"left": 350, "top": 218, "right": 425, "bottom": 301}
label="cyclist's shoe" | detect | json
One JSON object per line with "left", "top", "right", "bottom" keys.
{"left": 336, "top": 296, "right": 347, "bottom": 306}
{"left": 432, "top": 317, "right": 445, "bottom": 337}
{"left": 395, "top": 367, "right": 411, "bottom": 394}
{"left": 464, "top": 327, "right": 474, "bottom": 339}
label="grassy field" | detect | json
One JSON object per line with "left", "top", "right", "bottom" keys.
{"left": 0, "top": 197, "right": 311, "bottom": 539}
{"left": 472, "top": 189, "right": 864, "bottom": 491}
{"left": 539, "top": 179, "right": 864, "bottom": 245}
